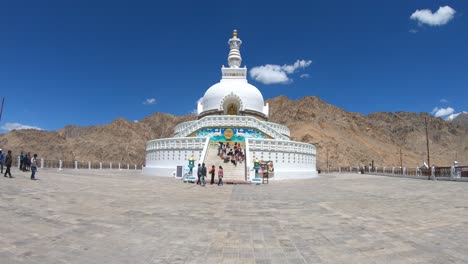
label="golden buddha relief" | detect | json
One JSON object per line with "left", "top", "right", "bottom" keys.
{"left": 227, "top": 103, "right": 237, "bottom": 115}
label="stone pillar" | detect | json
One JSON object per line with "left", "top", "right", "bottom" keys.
{"left": 59, "top": 160, "right": 63, "bottom": 171}
{"left": 110, "top": 162, "right": 112, "bottom": 169}
{"left": 127, "top": 164, "right": 129, "bottom": 170}
{"left": 430, "top": 166, "right": 436, "bottom": 180}
{"left": 339, "top": 167, "right": 341, "bottom": 173}
{"left": 88, "top": 161, "right": 91, "bottom": 169}
{"left": 40, "top": 158, "right": 44, "bottom": 169}
{"left": 99, "top": 162, "right": 102, "bottom": 170}
{"left": 383, "top": 167, "right": 386, "bottom": 174}
{"left": 135, "top": 164, "right": 137, "bottom": 170}
{"left": 118, "top": 163, "right": 121, "bottom": 170}
{"left": 74, "top": 161, "right": 78, "bottom": 169}
{"left": 403, "top": 167, "right": 406, "bottom": 176}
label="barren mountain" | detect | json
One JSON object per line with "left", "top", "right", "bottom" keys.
{"left": 452, "top": 112, "right": 468, "bottom": 129}
{"left": 0, "top": 96, "right": 466, "bottom": 169}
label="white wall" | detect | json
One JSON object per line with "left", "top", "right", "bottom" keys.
{"left": 143, "top": 137, "right": 209, "bottom": 177}
{"left": 246, "top": 139, "right": 317, "bottom": 180}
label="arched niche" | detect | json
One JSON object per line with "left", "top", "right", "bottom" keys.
{"left": 219, "top": 93, "right": 244, "bottom": 116}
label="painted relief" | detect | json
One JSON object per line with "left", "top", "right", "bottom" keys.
{"left": 196, "top": 128, "right": 266, "bottom": 142}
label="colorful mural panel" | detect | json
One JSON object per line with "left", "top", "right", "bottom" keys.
{"left": 196, "top": 128, "right": 266, "bottom": 142}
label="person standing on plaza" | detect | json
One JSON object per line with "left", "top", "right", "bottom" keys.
{"left": 0, "top": 149, "right": 4, "bottom": 174}
{"left": 24, "top": 152, "right": 31, "bottom": 172}
{"left": 196, "top": 163, "right": 201, "bottom": 185}
{"left": 30, "top": 154, "right": 38, "bottom": 180}
{"left": 200, "top": 163, "right": 207, "bottom": 186}
{"left": 3, "top": 150, "right": 13, "bottom": 178}
{"left": 210, "top": 165, "right": 216, "bottom": 184}
{"left": 19, "top": 151, "right": 24, "bottom": 171}
{"left": 217, "top": 166, "right": 224, "bottom": 186}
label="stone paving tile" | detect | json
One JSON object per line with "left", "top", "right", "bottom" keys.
{"left": 1, "top": 168, "right": 468, "bottom": 263}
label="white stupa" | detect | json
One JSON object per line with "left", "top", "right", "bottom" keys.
{"left": 143, "top": 30, "right": 317, "bottom": 181}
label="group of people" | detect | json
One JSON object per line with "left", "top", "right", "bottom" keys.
{"left": 217, "top": 142, "right": 245, "bottom": 166}
{"left": 0, "top": 149, "right": 39, "bottom": 180}
{"left": 196, "top": 163, "right": 223, "bottom": 186}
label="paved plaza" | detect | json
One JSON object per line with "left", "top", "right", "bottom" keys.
{"left": 0, "top": 169, "right": 467, "bottom": 264}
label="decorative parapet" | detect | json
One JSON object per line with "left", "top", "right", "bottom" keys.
{"left": 174, "top": 121, "right": 197, "bottom": 134}
{"left": 146, "top": 137, "right": 208, "bottom": 151}
{"left": 247, "top": 138, "right": 316, "bottom": 155}
{"left": 173, "top": 115, "right": 290, "bottom": 140}
{"left": 263, "top": 121, "right": 290, "bottom": 137}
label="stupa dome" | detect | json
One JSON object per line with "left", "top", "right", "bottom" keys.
{"left": 197, "top": 30, "right": 269, "bottom": 119}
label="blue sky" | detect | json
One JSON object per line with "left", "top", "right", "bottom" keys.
{"left": 0, "top": 0, "right": 467, "bottom": 132}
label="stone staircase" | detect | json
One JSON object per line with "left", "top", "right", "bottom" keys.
{"left": 203, "top": 143, "right": 246, "bottom": 183}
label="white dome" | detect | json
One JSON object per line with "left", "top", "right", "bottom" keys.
{"left": 199, "top": 78, "right": 267, "bottom": 117}
{"left": 197, "top": 30, "right": 269, "bottom": 118}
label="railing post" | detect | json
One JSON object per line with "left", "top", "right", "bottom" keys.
{"left": 430, "top": 166, "right": 436, "bottom": 180}
{"left": 135, "top": 164, "right": 137, "bottom": 170}
{"left": 88, "top": 161, "right": 91, "bottom": 169}
{"left": 127, "top": 164, "right": 129, "bottom": 170}
{"left": 59, "top": 160, "right": 63, "bottom": 171}
{"left": 383, "top": 167, "right": 386, "bottom": 174}
{"left": 99, "top": 162, "right": 102, "bottom": 170}
{"left": 74, "top": 161, "right": 78, "bottom": 169}
{"left": 403, "top": 167, "right": 406, "bottom": 176}
{"left": 40, "top": 158, "right": 44, "bottom": 169}
{"left": 110, "top": 162, "right": 112, "bottom": 169}
{"left": 118, "top": 163, "right": 121, "bottom": 170}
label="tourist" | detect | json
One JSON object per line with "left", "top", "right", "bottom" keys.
{"left": 210, "top": 165, "right": 216, "bottom": 184}
{"left": 3, "top": 150, "right": 13, "bottom": 178}
{"left": 200, "top": 163, "right": 207, "bottom": 186}
{"left": 196, "top": 163, "right": 201, "bottom": 184}
{"left": 24, "top": 152, "right": 31, "bottom": 172}
{"left": 19, "top": 151, "right": 24, "bottom": 171}
{"left": 30, "top": 154, "right": 38, "bottom": 180}
{"left": 218, "top": 166, "right": 224, "bottom": 186}
{"left": 217, "top": 142, "right": 223, "bottom": 156}
{"left": 0, "top": 149, "right": 4, "bottom": 174}
{"left": 231, "top": 152, "right": 237, "bottom": 166}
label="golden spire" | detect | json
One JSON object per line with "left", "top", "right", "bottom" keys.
{"left": 233, "top": 29, "right": 238, "bottom": 38}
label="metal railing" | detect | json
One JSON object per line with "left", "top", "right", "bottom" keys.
{"left": 10, "top": 157, "right": 143, "bottom": 171}
{"left": 320, "top": 165, "right": 467, "bottom": 179}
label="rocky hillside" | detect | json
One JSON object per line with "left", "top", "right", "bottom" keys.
{"left": 0, "top": 96, "right": 466, "bottom": 169}
{"left": 452, "top": 112, "right": 468, "bottom": 129}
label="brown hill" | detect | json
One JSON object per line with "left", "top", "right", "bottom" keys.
{"left": 452, "top": 112, "right": 468, "bottom": 129}
{"left": 0, "top": 96, "right": 466, "bottom": 169}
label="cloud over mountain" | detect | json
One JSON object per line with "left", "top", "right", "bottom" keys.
{"left": 1, "top": 122, "right": 43, "bottom": 131}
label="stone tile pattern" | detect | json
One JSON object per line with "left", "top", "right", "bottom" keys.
{"left": 1, "top": 168, "right": 467, "bottom": 263}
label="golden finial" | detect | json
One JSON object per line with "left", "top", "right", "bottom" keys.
{"left": 233, "top": 29, "right": 238, "bottom": 38}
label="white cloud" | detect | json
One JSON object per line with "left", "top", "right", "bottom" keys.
{"left": 300, "top": 73, "right": 310, "bottom": 78}
{"left": 440, "top": 98, "right": 449, "bottom": 103}
{"left": 250, "top": 59, "right": 312, "bottom": 85}
{"left": 143, "top": 98, "right": 156, "bottom": 105}
{"left": 446, "top": 111, "right": 468, "bottom": 121}
{"left": 431, "top": 106, "right": 454, "bottom": 117}
{"left": 1, "top": 122, "right": 42, "bottom": 131}
{"left": 410, "top": 6, "right": 456, "bottom": 26}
